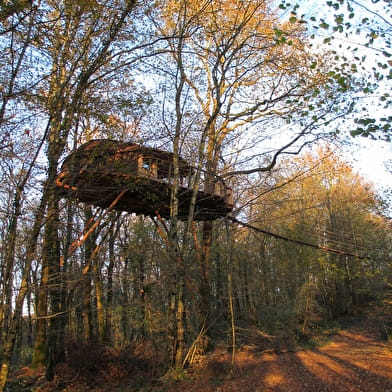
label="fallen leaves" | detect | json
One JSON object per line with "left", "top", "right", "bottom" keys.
{"left": 166, "top": 324, "right": 392, "bottom": 392}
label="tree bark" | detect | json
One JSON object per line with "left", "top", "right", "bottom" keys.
{"left": 0, "top": 191, "right": 48, "bottom": 391}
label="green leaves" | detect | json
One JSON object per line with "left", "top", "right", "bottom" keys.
{"left": 311, "top": 0, "right": 392, "bottom": 140}
{"left": 327, "top": 1, "right": 341, "bottom": 11}
{"left": 352, "top": 117, "right": 392, "bottom": 140}
{"left": 274, "top": 28, "right": 293, "bottom": 45}
{"left": 334, "top": 14, "right": 344, "bottom": 24}
{"left": 337, "top": 76, "right": 349, "bottom": 91}
{"left": 319, "top": 21, "right": 329, "bottom": 29}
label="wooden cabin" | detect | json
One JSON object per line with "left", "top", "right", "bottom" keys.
{"left": 55, "top": 139, "right": 233, "bottom": 220}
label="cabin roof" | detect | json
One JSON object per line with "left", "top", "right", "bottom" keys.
{"left": 62, "top": 139, "right": 192, "bottom": 177}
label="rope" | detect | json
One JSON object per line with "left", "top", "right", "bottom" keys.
{"left": 228, "top": 216, "right": 391, "bottom": 262}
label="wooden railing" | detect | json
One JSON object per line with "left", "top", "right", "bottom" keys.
{"left": 134, "top": 164, "right": 233, "bottom": 207}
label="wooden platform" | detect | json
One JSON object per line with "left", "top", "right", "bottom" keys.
{"left": 55, "top": 140, "right": 233, "bottom": 220}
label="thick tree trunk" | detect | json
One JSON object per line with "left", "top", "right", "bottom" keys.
{"left": 42, "top": 156, "right": 63, "bottom": 380}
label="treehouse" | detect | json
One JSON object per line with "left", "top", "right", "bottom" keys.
{"left": 55, "top": 139, "right": 233, "bottom": 220}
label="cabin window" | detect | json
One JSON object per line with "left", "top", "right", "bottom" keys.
{"left": 142, "top": 160, "right": 151, "bottom": 171}
{"left": 138, "top": 156, "right": 158, "bottom": 178}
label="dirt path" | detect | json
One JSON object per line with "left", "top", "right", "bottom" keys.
{"left": 7, "top": 314, "right": 392, "bottom": 391}
{"left": 167, "top": 323, "right": 392, "bottom": 392}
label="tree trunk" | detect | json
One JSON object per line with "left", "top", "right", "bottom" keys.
{"left": 42, "top": 155, "right": 63, "bottom": 380}
{"left": 200, "top": 221, "right": 213, "bottom": 326}
{"left": 174, "top": 271, "right": 185, "bottom": 368}
{"left": 0, "top": 188, "right": 22, "bottom": 356}
{"left": 32, "top": 253, "right": 49, "bottom": 369}
{"left": 0, "top": 192, "right": 48, "bottom": 391}
{"left": 93, "top": 259, "right": 105, "bottom": 344}
{"left": 105, "top": 217, "right": 118, "bottom": 343}
{"left": 81, "top": 207, "right": 98, "bottom": 343}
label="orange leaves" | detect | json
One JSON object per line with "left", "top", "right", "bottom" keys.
{"left": 165, "top": 320, "right": 392, "bottom": 392}
{"left": 160, "top": 0, "right": 278, "bottom": 42}
{"left": 250, "top": 143, "right": 385, "bottom": 257}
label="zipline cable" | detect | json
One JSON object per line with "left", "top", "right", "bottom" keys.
{"left": 228, "top": 216, "right": 391, "bottom": 262}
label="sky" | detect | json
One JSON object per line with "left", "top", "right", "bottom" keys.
{"left": 347, "top": 138, "right": 392, "bottom": 190}
{"left": 292, "top": 0, "right": 392, "bottom": 193}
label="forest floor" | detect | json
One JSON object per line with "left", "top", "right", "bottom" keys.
{"left": 165, "top": 317, "right": 392, "bottom": 392}
{"left": 7, "top": 300, "right": 392, "bottom": 392}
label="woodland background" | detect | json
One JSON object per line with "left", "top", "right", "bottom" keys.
{"left": 0, "top": 0, "right": 391, "bottom": 390}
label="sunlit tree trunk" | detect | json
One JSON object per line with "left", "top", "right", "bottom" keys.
{"left": 93, "top": 259, "right": 105, "bottom": 344}
{"left": 0, "top": 188, "right": 48, "bottom": 391}
{"left": 164, "top": 12, "right": 188, "bottom": 367}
